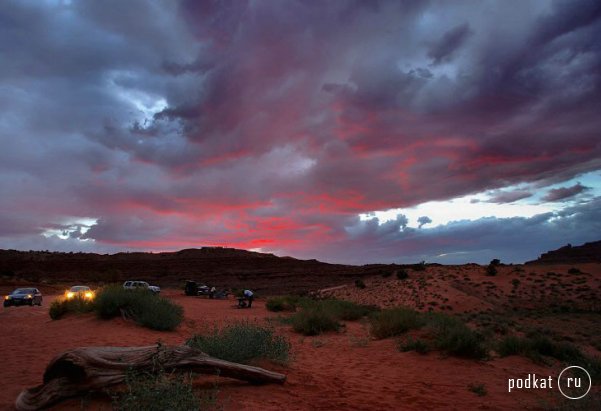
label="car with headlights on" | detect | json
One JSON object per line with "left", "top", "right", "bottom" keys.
{"left": 65, "top": 285, "right": 95, "bottom": 300}
{"left": 4, "top": 288, "right": 43, "bottom": 307}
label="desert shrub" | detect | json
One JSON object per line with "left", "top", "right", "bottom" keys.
{"left": 265, "top": 295, "right": 300, "bottom": 312}
{"left": 381, "top": 271, "right": 393, "bottom": 278}
{"left": 286, "top": 299, "right": 373, "bottom": 335}
{"left": 370, "top": 307, "right": 424, "bottom": 339}
{"left": 398, "top": 337, "right": 430, "bottom": 354}
{"left": 412, "top": 261, "right": 427, "bottom": 271}
{"left": 490, "top": 259, "right": 500, "bottom": 266}
{"left": 94, "top": 285, "right": 134, "bottom": 318}
{"left": 427, "top": 313, "right": 488, "bottom": 359}
{"left": 511, "top": 279, "right": 520, "bottom": 287}
{"left": 49, "top": 296, "right": 95, "bottom": 320}
{"left": 497, "top": 335, "right": 531, "bottom": 357}
{"left": 468, "top": 383, "right": 487, "bottom": 397}
{"left": 291, "top": 307, "right": 340, "bottom": 336}
{"left": 486, "top": 264, "right": 497, "bottom": 276}
{"left": 498, "top": 334, "right": 601, "bottom": 379}
{"left": 187, "top": 320, "right": 290, "bottom": 364}
{"left": 568, "top": 267, "right": 582, "bottom": 274}
{"left": 113, "top": 370, "right": 201, "bottom": 411}
{"left": 317, "top": 299, "right": 373, "bottom": 321}
{"left": 132, "top": 297, "right": 184, "bottom": 331}
{"left": 371, "top": 308, "right": 488, "bottom": 359}
{"left": 354, "top": 279, "right": 366, "bottom": 289}
{"left": 94, "top": 285, "right": 183, "bottom": 331}
{"left": 396, "top": 270, "right": 409, "bottom": 280}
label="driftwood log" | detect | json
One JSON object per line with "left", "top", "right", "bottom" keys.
{"left": 16, "top": 345, "right": 286, "bottom": 411}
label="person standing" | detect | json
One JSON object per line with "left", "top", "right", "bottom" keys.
{"left": 243, "top": 289, "right": 254, "bottom": 308}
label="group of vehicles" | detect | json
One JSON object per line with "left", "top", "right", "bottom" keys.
{"left": 184, "top": 280, "right": 228, "bottom": 299}
{"left": 3, "top": 280, "right": 161, "bottom": 308}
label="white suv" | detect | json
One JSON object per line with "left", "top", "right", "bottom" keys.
{"left": 123, "top": 280, "right": 161, "bottom": 295}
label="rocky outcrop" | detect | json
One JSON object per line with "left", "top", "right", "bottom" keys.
{"left": 526, "top": 240, "right": 601, "bottom": 264}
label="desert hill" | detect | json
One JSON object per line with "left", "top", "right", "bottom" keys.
{"left": 526, "top": 240, "right": 601, "bottom": 264}
{"left": 0, "top": 247, "right": 397, "bottom": 294}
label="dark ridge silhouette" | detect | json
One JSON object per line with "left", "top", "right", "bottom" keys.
{"left": 0, "top": 247, "right": 401, "bottom": 294}
{"left": 526, "top": 240, "right": 601, "bottom": 265}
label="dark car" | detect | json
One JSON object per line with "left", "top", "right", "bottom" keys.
{"left": 184, "top": 280, "right": 211, "bottom": 296}
{"left": 4, "top": 288, "right": 43, "bottom": 307}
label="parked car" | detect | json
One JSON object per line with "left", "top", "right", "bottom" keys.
{"left": 184, "top": 280, "right": 213, "bottom": 296}
{"left": 123, "top": 280, "right": 160, "bottom": 294}
{"left": 184, "top": 281, "right": 228, "bottom": 299}
{"left": 65, "top": 285, "right": 95, "bottom": 300}
{"left": 4, "top": 288, "right": 43, "bottom": 307}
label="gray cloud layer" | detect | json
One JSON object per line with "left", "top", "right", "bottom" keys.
{"left": 0, "top": 0, "right": 600, "bottom": 263}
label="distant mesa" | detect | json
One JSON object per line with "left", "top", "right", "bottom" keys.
{"left": 0, "top": 247, "right": 384, "bottom": 295}
{"left": 526, "top": 240, "right": 601, "bottom": 264}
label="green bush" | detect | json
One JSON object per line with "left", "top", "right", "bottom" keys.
{"left": 354, "top": 279, "right": 366, "bottom": 289}
{"left": 317, "top": 299, "right": 373, "bottom": 321}
{"left": 370, "top": 308, "right": 488, "bottom": 359}
{"left": 486, "top": 264, "right": 497, "bottom": 276}
{"left": 95, "top": 285, "right": 134, "bottom": 318}
{"left": 113, "top": 370, "right": 201, "bottom": 411}
{"left": 187, "top": 320, "right": 290, "bottom": 364}
{"left": 396, "top": 270, "right": 409, "bottom": 280}
{"left": 497, "top": 335, "right": 531, "bottom": 357}
{"left": 497, "top": 334, "right": 601, "bottom": 379}
{"left": 132, "top": 297, "right": 184, "bottom": 331}
{"left": 427, "top": 314, "right": 487, "bottom": 359}
{"left": 94, "top": 285, "right": 183, "bottom": 331}
{"left": 265, "top": 295, "right": 300, "bottom": 312}
{"left": 291, "top": 308, "right": 340, "bottom": 336}
{"left": 468, "top": 383, "right": 487, "bottom": 397}
{"left": 398, "top": 337, "right": 430, "bottom": 354}
{"left": 370, "top": 307, "right": 424, "bottom": 339}
{"left": 286, "top": 299, "right": 372, "bottom": 336}
{"left": 412, "top": 261, "right": 427, "bottom": 271}
{"left": 49, "top": 296, "right": 95, "bottom": 320}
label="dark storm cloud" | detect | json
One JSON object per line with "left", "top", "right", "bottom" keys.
{"left": 417, "top": 216, "right": 432, "bottom": 228}
{"left": 486, "top": 189, "right": 533, "bottom": 204}
{"left": 427, "top": 23, "right": 472, "bottom": 64}
{"left": 542, "top": 183, "right": 590, "bottom": 202}
{"left": 0, "top": 0, "right": 600, "bottom": 263}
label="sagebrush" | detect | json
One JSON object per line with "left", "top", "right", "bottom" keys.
{"left": 187, "top": 320, "right": 290, "bottom": 364}
{"left": 95, "top": 285, "right": 183, "bottom": 331}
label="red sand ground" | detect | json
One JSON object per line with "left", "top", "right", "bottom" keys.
{"left": 0, "top": 284, "right": 589, "bottom": 410}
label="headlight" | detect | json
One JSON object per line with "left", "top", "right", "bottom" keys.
{"left": 26, "top": 294, "right": 32, "bottom": 299}
{"left": 4, "top": 295, "right": 9, "bottom": 300}
{"left": 66, "top": 292, "right": 74, "bottom": 299}
{"left": 84, "top": 291, "right": 94, "bottom": 299}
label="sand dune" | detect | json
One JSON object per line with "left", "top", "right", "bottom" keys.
{"left": 1, "top": 263, "right": 599, "bottom": 409}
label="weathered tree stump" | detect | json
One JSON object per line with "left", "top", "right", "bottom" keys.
{"left": 16, "top": 345, "right": 286, "bottom": 410}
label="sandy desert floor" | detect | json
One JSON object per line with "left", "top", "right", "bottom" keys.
{"left": 0, "top": 263, "right": 599, "bottom": 410}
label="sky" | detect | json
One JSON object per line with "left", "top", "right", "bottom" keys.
{"left": 1, "top": 0, "right": 600, "bottom": 265}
